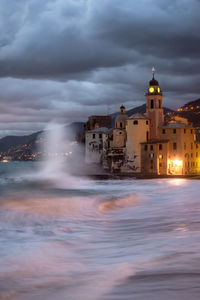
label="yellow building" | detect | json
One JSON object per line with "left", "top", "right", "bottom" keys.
{"left": 141, "top": 73, "right": 200, "bottom": 175}
{"left": 85, "top": 69, "right": 200, "bottom": 176}
{"left": 125, "top": 113, "right": 149, "bottom": 172}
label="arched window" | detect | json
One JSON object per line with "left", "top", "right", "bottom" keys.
{"left": 150, "top": 99, "right": 154, "bottom": 109}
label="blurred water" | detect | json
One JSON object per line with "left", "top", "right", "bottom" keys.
{"left": 0, "top": 162, "right": 200, "bottom": 300}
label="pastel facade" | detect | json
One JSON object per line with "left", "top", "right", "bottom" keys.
{"left": 85, "top": 72, "right": 200, "bottom": 175}
{"left": 85, "top": 127, "right": 112, "bottom": 164}
{"left": 125, "top": 113, "right": 149, "bottom": 172}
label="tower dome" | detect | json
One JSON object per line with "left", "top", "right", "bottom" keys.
{"left": 149, "top": 76, "right": 159, "bottom": 86}
{"left": 115, "top": 105, "right": 128, "bottom": 128}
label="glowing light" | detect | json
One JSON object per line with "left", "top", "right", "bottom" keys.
{"left": 149, "top": 87, "right": 154, "bottom": 93}
{"left": 157, "top": 87, "right": 160, "bottom": 93}
{"left": 2, "top": 159, "right": 8, "bottom": 163}
{"left": 173, "top": 160, "right": 183, "bottom": 167}
{"left": 168, "top": 159, "right": 183, "bottom": 169}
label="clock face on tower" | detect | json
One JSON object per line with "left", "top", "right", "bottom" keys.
{"left": 149, "top": 87, "right": 154, "bottom": 93}
{"left": 157, "top": 87, "right": 160, "bottom": 93}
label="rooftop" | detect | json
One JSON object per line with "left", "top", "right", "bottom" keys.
{"left": 88, "top": 127, "right": 113, "bottom": 134}
{"left": 129, "top": 113, "right": 148, "bottom": 119}
{"left": 159, "top": 123, "right": 193, "bottom": 129}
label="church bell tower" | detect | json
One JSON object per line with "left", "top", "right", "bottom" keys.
{"left": 146, "top": 67, "right": 164, "bottom": 139}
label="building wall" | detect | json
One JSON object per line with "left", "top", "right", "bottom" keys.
{"left": 85, "top": 132, "right": 103, "bottom": 164}
{"left": 112, "top": 128, "right": 126, "bottom": 148}
{"left": 158, "top": 127, "right": 200, "bottom": 174}
{"left": 146, "top": 94, "right": 164, "bottom": 139}
{"left": 85, "top": 116, "right": 112, "bottom": 131}
{"left": 125, "top": 118, "right": 149, "bottom": 172}
{"left": 141, "top": 142, "right": 169, "bottom": 175}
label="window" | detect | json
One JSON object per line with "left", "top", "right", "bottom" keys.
{"left": 159, "top": 144, "right": 162, "bottom": 150}
{"left": 119, "top": 132, "right": 122, "bottom": 135}
{"left": 146, "top": 131, "right": 149, "bottom": 141}
{"left": 162, "top": 129, "right": 166, "bottom": 134}
{"left": 93, "top": 134, "right": 95, "bottom": 139}
{"left": 196, "top": 152, "right": 198, "bottom": 157}
{"left": 196, "top": 144, "right": 198, "bottom": 149}
{"left": 184, "top": 143, "right": 186, "bottom": 150}
{"left": 150, "top": 99, "right": 154, "bottom": 109}
{"left": 120, "top": 122, "right": 123, "bottom": 128}
{"left": 184, "top": 129, "right": 186, "bottom": 134}
{"left": 150, "top": 145, "right": 153, "bottom": 151}
{"left": 191, "top": 153, "right": 193, "bottom": 158}
{"left": 173, "top": 142, "right": 177, "bottom": 150}
{"left": 191, "top": 143, "right": 193, "bottom": 150}
{"left": 144, "top": 145, "right": 148, "bottom": 151}
{"left": 173, "top": 129, "right": 176, "bottom": 134}
{"left": 159, "top": 163, "right": 162, "bottom": 167}
{"left": 99, "top": 134, "right": 102, "bottom": 139}
{"left": 159, "top": 100, "right": 161, "bottom": 108}
{"left": 191, "top": 129, "right": 193, "bottom": 134}
{"left": 133, "top": 120, "right": 138, "bottom": 125}
{"left": 146, "top": 120, "right": 148, "bottom": 125}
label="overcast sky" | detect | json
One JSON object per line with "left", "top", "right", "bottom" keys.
{"left": 0, "top": 0, "right": 200, "bottom": 137}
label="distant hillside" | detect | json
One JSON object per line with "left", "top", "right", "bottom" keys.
{"left": 0, "top": 122, "right": 85, "bottom": 160}
{"left": 174, "top": 98, "right": 200, "bottom": 127}
{"left": 0, "top": 132, "right": 41, "bottom": 153}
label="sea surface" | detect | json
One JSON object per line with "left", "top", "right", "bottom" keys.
{"left": 0, "top": 162, "right": 200, "bottom": 300}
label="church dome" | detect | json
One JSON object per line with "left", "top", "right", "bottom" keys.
{"left": 149, "top": 76, "right": 159, "bottom": 86}
{"left": 115, "top": 113, "right": 128, "bottom": 122}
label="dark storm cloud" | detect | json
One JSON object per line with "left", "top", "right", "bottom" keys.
{"left": 0, "top": 0, "right": 200, "bottom": 137}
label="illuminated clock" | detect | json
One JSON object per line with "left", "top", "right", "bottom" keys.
{"left": 157, "top": 87, "right": 160, "bottom": 93}
{"left": 149, "top": 87, "right": 154, "bottom": 93}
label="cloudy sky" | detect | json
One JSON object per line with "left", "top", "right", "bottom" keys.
{"left": 0, "top": 0, "right": 200, "bottom": 137}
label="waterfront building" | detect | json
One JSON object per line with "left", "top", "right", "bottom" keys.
{"left": 85, "top": 115, "right": 112, "bottom": 131}
{"left": 85, "top": 127, "right": 112, "bottom": 164}
{"left": 85, "top": 70, "right": 200, "bottom": 175}
{"left": 125, "top": 113, "right": 149, "bottom": 172}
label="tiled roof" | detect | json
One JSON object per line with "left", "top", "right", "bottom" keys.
{"left": 129, "top": 113, "right": 148, "bottom": 119}
{"left": 88, "top": 127, "right": 113, "bottom": 134}
{"left": 159, "top": 123, "right": 193, "bottom": 129}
